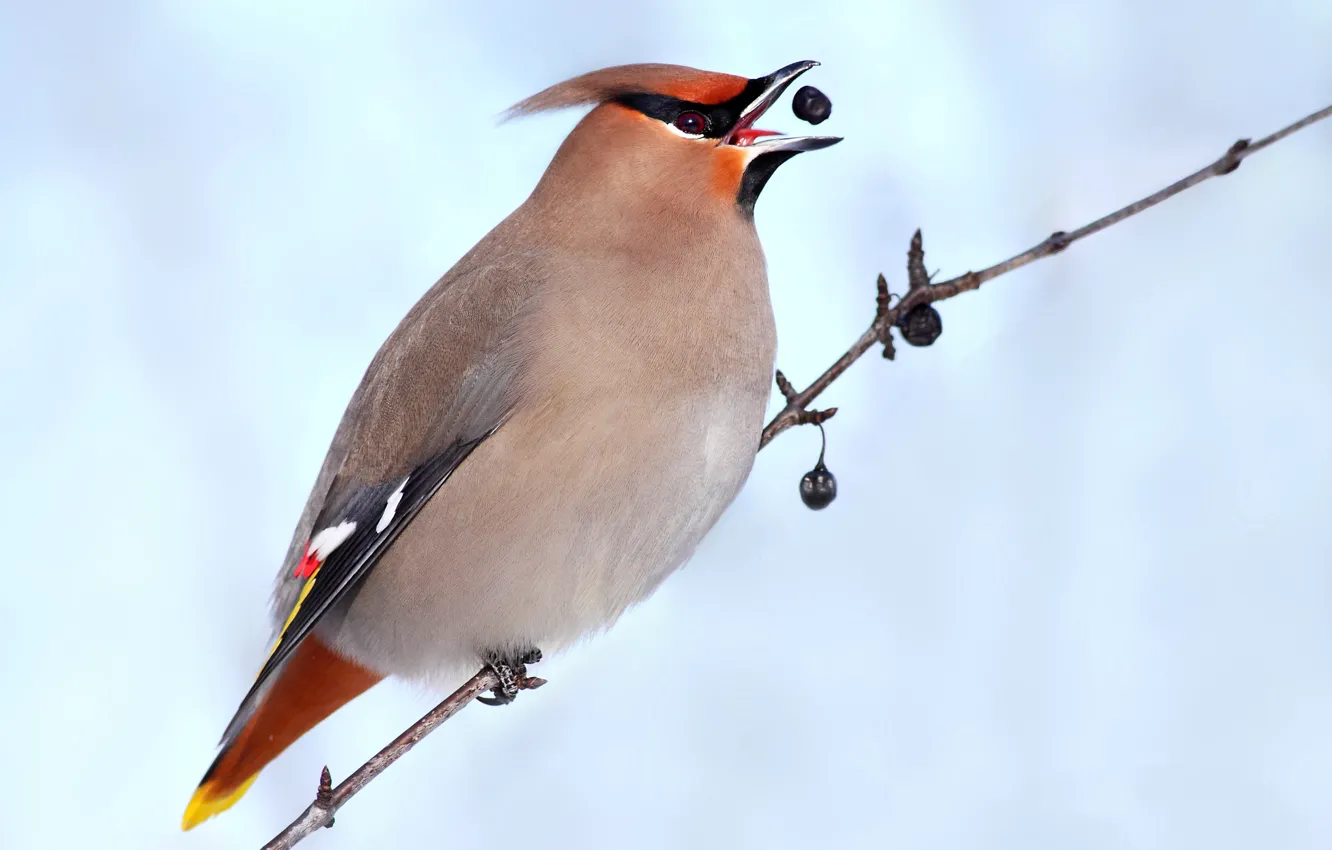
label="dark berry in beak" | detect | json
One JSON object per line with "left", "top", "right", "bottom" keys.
{"left": 792, "top": 85, "right": 832, "bottom": 125}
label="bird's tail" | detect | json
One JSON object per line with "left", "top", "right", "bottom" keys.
{"left": 181, "top": 634, "right": 382, "bottom": 830}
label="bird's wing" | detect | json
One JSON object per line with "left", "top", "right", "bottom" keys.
{"left": 218, "top": 250, "right": 543, "bottom": 746}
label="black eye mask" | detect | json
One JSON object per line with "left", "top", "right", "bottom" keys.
{"left": 614, "top": 76, "right": 769, "bottom": 140}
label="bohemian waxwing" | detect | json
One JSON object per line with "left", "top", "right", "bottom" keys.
{"left": 183, "top": 59, "right": 840, "bottom": 829}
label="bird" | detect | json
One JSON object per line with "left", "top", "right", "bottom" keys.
{"left": 182, "top": 59, "right": 840, "bottom": 830}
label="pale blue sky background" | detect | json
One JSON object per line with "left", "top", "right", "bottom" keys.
{"left": 2, "top": 1, "right": 1330, "bottom": 848}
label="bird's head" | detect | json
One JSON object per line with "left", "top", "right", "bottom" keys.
{"left": 509, "top": 61, "right": 840, "bottom": 218}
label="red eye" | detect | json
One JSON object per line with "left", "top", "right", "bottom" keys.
{"left": 674, "top": 111, "right": 706, "bottom": 135}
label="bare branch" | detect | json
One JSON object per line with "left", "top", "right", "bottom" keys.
{"left": 261, "top": 669, "right": 499, "bottom": 849}
{"left": 759, "top": 101, "right": 1332, "bottom": 448}
{"left": 265, "top": 100, "right": 1331, "bottom": 849}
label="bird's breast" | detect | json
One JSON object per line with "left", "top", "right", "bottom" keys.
{"left": 329, "top": 229, "right": 778, "bottom": 681}
{"left": 333, "top": 373, "right": 770, "bottom": 682}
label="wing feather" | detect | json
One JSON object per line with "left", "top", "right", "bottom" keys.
{"left": 219, "top": 436, "right": 489, "bottom": 744}
{"left": 214, "top": 249, "right": 543, "bottom": 747}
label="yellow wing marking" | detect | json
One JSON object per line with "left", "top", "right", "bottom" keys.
{"left": 255, "top": 568, "right": 320, "bottom": 677}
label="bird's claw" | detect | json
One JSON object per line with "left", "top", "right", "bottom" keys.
{"left": 477, "top": 661, "right": 520, "bottom": 706}
{"left": 477, "top": 648, "right": 544, "bottom": 707}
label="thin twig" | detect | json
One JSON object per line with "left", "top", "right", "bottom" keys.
{"left": 265, "top": 100, "right": 1331, "bottom": 849}
{"left": 261, "top": 670, "right": 499, "bottom": 849}
{"left": 759, "top": 101, "right": 1332, "bottom": 448}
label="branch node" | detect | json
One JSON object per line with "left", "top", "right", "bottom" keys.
{"left": 874, "top": 273, "right": 899, "bottom": 360}
{"left": 1045, "top": 230, "right": 1071, "bottom": 254}
{"left": 794, "top": 407, "right": 838, "bottom": 426}
{"left": 316, "top": 766, "right": 335, "bottom": 828}
{"left": 1218, "top": 138, "right": 1251, "bottom": 174}
{"left": 316, "top": 766, "right": 333, "bottom": 807}
{"left": 774, "top": 369, "right": 798, "bottom": 403}
{"left": 874, "top": 273, "right": 891, "bottom": 317}
{"left": 906, "top": 229, "right": 929, "bottom": 290}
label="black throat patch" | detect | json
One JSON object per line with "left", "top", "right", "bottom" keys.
{"left": 736, "top": 151, "right": 798, "bottom": 217}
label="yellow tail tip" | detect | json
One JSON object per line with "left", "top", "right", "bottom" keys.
{"left": 181, "top": 774, "right": 258, "bottom": 831}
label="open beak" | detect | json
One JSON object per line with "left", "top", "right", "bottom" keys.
{"left": 722, "top": 60, "right": 842, "bottom": 153}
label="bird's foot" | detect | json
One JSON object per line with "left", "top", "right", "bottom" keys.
{"left": 477, "top": 647, "right": 545, "bottom": 706}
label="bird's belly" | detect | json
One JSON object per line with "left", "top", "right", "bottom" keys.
{"left": 328, "top": 384, "right": 765, "bottom": 683}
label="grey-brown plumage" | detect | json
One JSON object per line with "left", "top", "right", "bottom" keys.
{"left": 216, "top": 59, "right": 839, "bottom": 758}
